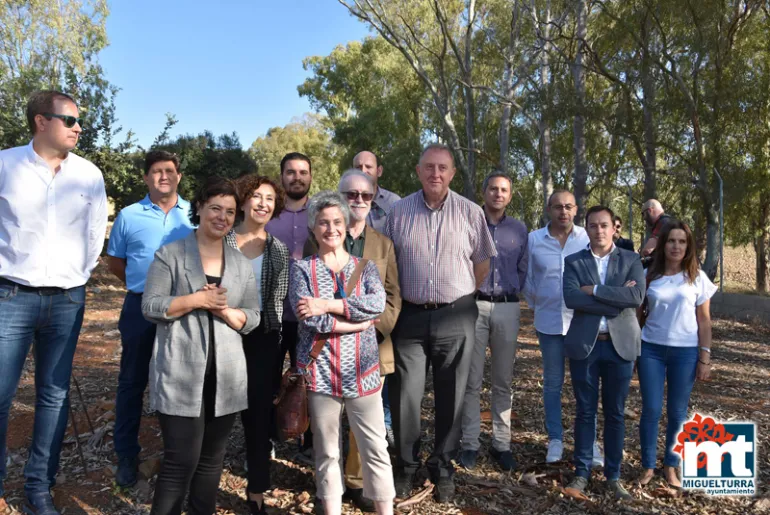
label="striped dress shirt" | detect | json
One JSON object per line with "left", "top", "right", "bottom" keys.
{"left": 384, "top": 190, "right": 496, "bottom": 304}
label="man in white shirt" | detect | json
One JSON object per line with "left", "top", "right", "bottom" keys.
{"left": 524, "top": 190, "right": 603, "bottom": 465}
{"left": 0, "top": 90, "right": 108, "bottom": 515}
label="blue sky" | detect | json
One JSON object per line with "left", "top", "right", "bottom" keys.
{"left": 100, "top": 0, "right": 371, "bottom": 149}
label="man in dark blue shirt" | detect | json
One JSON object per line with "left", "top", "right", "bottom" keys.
{"left": 459, "top": 171, "right": 528, "bottom": 472}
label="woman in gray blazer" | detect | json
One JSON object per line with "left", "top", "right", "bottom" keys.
{"left": 142, "top": 177, "right": 260, "bottom": 515}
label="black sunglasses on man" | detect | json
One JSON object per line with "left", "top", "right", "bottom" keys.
{"left": 43, "top": 112, "right": 83, "bottom": 128}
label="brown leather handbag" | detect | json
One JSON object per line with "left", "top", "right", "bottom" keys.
{"left": 273, "top": 258, "right": 369, "bottom": 442}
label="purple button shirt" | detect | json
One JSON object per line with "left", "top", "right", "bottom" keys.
{"left": 267, "top": 202, "right": 309, "bottom": 321}
{"left": 479, "top": 213, "right": 529, "bottom": 296}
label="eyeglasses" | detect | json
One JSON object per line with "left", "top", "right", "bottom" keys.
{"left": 614, "top": 224, "right": 622, "bottom": 230}
{"left": 43, "top": 113, "right": 83, "bottom": 128}
{"left": 550, "top": 204, "right": 575, "bottom": 211}
{"left": 343, "top": 191, "right": 374, "bottom": 202}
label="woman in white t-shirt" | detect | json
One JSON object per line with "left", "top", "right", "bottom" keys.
{"left": 637, "top": 220, "right": 716, "bottom": 488}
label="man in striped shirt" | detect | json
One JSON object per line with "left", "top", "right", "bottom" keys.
{"left": 383, "top": 144, "right": 496, "bottom": 503}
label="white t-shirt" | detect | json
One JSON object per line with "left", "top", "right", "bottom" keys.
{"left": 251, "top": 254, "right": 264, "bottom": 312}
{"left": 641, "top": 270, "right": 717, "bottom": 347}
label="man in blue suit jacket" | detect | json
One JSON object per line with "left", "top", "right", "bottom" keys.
{"left": 562, "top": 206, "right": 645, "bottom": 500}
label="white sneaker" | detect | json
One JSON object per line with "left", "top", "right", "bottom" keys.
{"left": 546, "top": 439, "right": 563, "bottom": 463}
{"left": 592, "top": 441, "right": 604, "bottom": 468}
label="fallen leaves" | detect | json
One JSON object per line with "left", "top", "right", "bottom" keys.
{"left": 2, "top": 261, "right": 767, "bottom": 514}
{"left": 396, "top": 483, "right": 435, "bottom": 509}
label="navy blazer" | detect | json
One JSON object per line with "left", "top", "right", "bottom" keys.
{"left": 562, "top": 247, "right": 645, "bottom": 361}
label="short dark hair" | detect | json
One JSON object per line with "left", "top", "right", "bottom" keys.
{"left": 585, "top": 205, "right": 615, "bottom": 226}
{"left": 614, "top": 215, "right": 623, "bottom": 225}
{"left": 26, "top": 90, "right": 77, "bottom": 134}
{"left": 280, "top": 152, "right": 312, "bottom": 174}
{"left": 144, "top": 150, "right": 180, "bottom": 175}
{"left": 482, "top": 170, "right": 513, "bottom": 192}
{"left": 236, "top": 174, "right": 285, "bottom": 220}
{"left": 190, "top": 176, "right": 240, "bottom": 226}
{"left": 547, "top": 189, "right": 574, "bottom": 207}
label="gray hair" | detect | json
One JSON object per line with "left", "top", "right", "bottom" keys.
{"left": 338, "top": 169, "right": 374, "bottom": 193}
{"left": 419, "top": 143, "right": 455, "bottom": 166}
{"left": 307, "top": 190, "right": 351, "bottom": 229}
{"left": 482, "top": 170, "right": 513, "bottom": 192}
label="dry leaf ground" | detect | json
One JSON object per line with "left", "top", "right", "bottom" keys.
{"left": 2, "top": 260, "right": 769, "bottom": 514}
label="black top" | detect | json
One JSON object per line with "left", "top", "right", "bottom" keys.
{"left": 204, "top": 274, "right": 221, "bottom": 377}
{"left": 616, "top": 237, "right": 635, "bottom": 252}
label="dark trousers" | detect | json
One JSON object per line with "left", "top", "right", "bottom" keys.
{"left": 569, "top": 338, "right": 634, "bottom": 480}
{"left": 151, "top": 377, "right": 236, "bottom": 515}
{"left": 241, "top": 322, "right": 281, "bottom": 494}
{"left": 114, "top": 292, "right": 156, "bottom": 459}
{"left": 390, "top": 295, "right": 477, "bottom": 479}
{"left": 274, "top": 321, "right": 298, "bottom": 394}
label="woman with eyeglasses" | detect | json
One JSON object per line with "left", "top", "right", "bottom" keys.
{"left": 637, "top": 220, "right": 716, "bottom": 488}
{"left": 142, "top": 177, "right": 261, "bottom": 515}
{"left": 290, "top": 190, "right": 394, "bottom": 515}
{"left": 225, "top": 175, "right": 289, "bottom": 515}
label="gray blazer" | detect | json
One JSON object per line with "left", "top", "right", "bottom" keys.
{"left": 563, "top": 247, "right": 645, "bottom": 361}
{"left": 142, "top": 232, "right": 261, "bottom": 417}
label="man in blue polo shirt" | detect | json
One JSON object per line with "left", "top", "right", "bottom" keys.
{"left": 106, "top": 150, "right": 193, "bottom": 487}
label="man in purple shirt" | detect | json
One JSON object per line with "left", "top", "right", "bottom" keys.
{"left": 459, "top": 171, "right": 528, "bottom": 472}
{"left": 265, "top": 152, "right": 312, "bottom": 458}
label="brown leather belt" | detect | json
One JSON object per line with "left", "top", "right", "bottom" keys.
{"left": 596, "top": 333, "right": 612, "bottom": 341}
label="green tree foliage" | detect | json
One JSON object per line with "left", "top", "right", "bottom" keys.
{"left": 299, "top": 38, "right": 425, "bottom": 195}
{"left": 0, "top": 0, "right": 117, "bottom": 149}
{"left": 109, "top": 120, "right": 257, "bottom": 213}
{"left": 249, "top": 115, "right": 342, "bottom": 194}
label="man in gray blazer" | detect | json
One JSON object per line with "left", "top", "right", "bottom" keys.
{"left": 562, "top": 206, "right": 645, "bottom": 500}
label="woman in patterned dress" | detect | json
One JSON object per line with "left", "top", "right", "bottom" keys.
{"left": 289, "top": 191, "right": 395, "bottom": 515}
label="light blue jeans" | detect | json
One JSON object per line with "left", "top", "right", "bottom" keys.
{"left": 638, "top": 341, "right": 698, "bottom": 468}
{"left": 537, "top": 332, "right": 566, "bottom": 441}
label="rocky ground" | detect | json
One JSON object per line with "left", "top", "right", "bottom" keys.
{"left": 2, "top": 260, "right": 769, "bottom": 514}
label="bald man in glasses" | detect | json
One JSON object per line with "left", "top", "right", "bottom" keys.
{"left": 352, "top": 151, "right": 401, "bottom": 232}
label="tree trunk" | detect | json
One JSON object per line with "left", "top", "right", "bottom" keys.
{"left": 572, "top": 0, "right": 588, "bottom": 222}
{"left": 538, "top": 1, "right": 553, "bottom": 225}
{"left": 756, "top": 191, "right": 770, "bottom": 292}
{"left": 641, "top": 14, "right": 657, "bottom": 201}
{"left": 461, "top": 0, "right": 477, "bottom": 199}
{"left": 498, "top": 2, "right": 521, "bottom": 174}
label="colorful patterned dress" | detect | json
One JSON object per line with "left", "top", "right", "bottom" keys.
{"left": 290, "top": 256, "right": 386, "bottom": 398}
